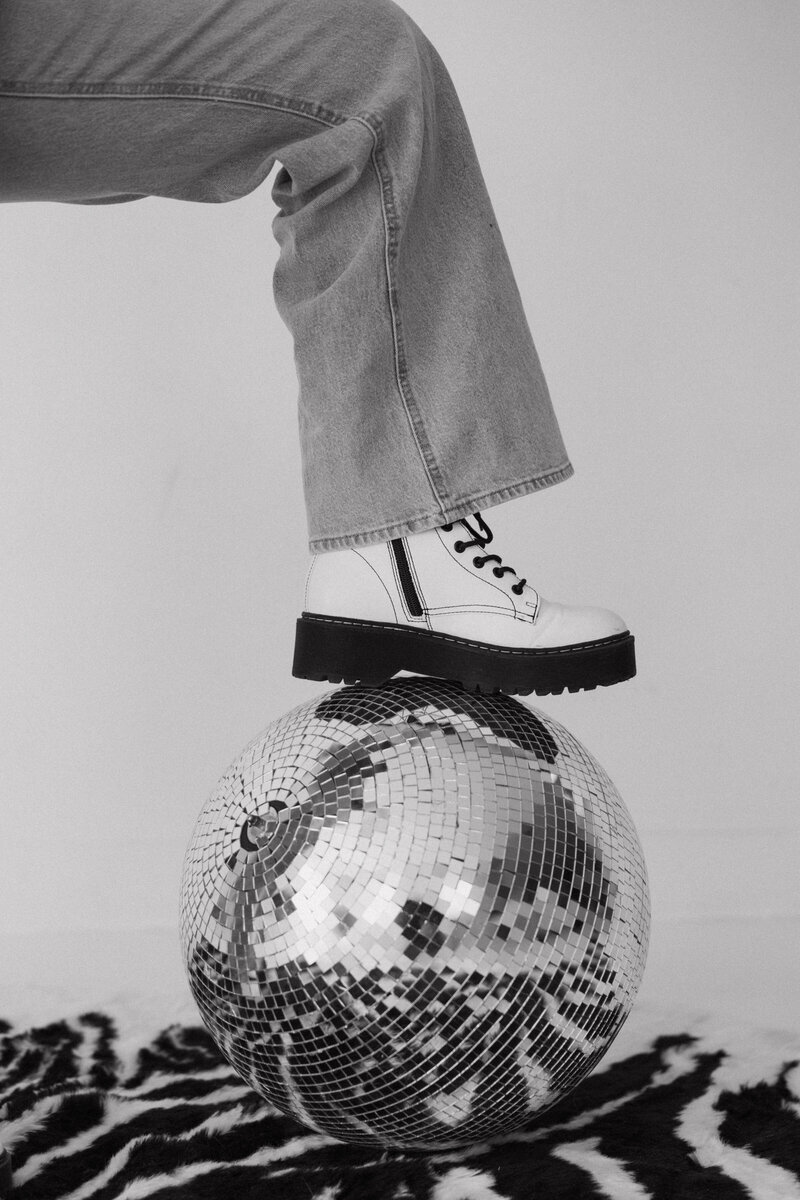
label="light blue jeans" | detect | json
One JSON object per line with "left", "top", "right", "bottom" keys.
{"left": 0, "top": 0, "right": 574, "bottom": 553}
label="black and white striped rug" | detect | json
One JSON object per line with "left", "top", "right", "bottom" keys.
{"left": 1, "top": 1007, "right": 799, "bottom": 1199}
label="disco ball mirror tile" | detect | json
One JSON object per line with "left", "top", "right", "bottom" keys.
{"left": 179, "top": 677, "right": 650, "bottom": 1150}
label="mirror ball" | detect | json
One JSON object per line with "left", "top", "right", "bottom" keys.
{"left": 179, "top": 677, "right": 650, "bottom": 1150}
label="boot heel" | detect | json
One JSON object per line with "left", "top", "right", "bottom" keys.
{"left": 292, "top": 614, "right": 400, "bottom": 687}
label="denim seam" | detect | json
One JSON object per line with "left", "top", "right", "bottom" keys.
{"left": 309, "top": 461, "right": 575, "bottom": 552}
{"left": 350, "top": 113, "right": 451, "bottom": 521}
{"left": 0, "top": 79, "right": 453, "bottom": 521}
{"left": 0, "top": 80, "right": 351, "bottom": 129}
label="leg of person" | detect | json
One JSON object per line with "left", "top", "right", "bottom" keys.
{"left": 0, "top": 0, "right": 634, "bottom": 696}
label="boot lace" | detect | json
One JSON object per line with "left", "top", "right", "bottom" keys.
{"left": 441, "top": 513, "right": 528, "bottom": 596}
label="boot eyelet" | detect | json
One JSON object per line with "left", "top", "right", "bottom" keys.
{"left": 473, "top": 556, "right": 485, "bottom": 568}
{"left": 492, "top": 567, "right": 504, "bottom": 579}
{"left": 454, "top": 540, "right": 465, "bottom": 553}
{"left": 442, "top": 523, "right": 453, "bottom": 531}
{"left": 512, "top": 583, "right": 524, "bottom": 595}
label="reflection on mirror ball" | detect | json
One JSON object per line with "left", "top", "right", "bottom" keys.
{"left": 179, "top": 677, "right": 650, "bottom": 1150}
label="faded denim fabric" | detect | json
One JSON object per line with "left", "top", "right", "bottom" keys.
{"left": 0, "top": 0, "right": 573, "bottom": 552}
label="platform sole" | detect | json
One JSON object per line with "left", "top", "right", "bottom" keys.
{"left": 292, "top": 613, "right": 636, "bottom": 697}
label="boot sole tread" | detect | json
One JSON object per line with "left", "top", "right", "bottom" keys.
{"left": 292, "top": 613, "right": 635, "bottom": 697}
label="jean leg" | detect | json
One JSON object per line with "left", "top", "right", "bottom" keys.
{"left": 0, "top": 0, "right": 573, "bottom": 552}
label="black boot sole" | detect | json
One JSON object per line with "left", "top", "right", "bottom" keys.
{"left": 292, "top": 613, "right": 636, "bottom": 697}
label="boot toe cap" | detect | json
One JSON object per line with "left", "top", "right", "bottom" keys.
{"left": 534, "top": 599, "right": 629, "bottom": 647}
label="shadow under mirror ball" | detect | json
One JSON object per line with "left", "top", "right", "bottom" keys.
{"left": 179, "top": 677, "right": 650, "bottom": 1151}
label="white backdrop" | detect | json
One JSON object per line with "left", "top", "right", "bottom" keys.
{"left": 1, "top": 2, "right": 798, "bottom": 949}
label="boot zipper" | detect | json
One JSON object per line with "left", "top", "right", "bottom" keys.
{"left": 390, "top": 539, "right": 423, "bottom": 617}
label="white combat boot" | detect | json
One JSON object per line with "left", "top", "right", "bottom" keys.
{"left": 292, "top": 513, "right": 635, "bottom": 695}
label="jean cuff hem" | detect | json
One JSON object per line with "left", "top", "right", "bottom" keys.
{"left": 308, "top": 461, "right": 575, "bottom": 553}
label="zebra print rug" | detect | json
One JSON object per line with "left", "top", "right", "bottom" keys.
{"left": 1, "top": 1007, "right": 799, "bottom": 1200}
